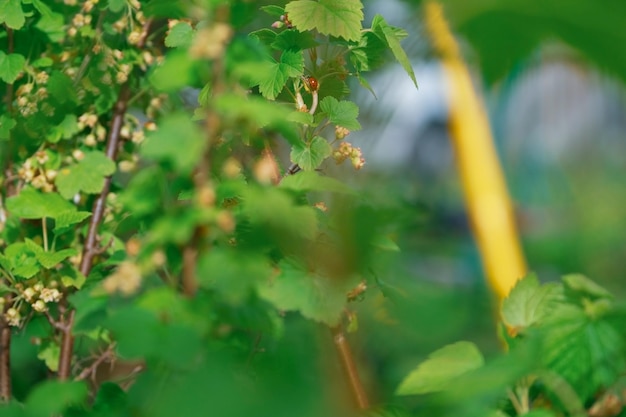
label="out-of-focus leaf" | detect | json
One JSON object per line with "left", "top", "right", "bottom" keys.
{"left": 0, "top": 51, "right": 25, "bottom": 83}
{"left": 25, "top": 381, "right": 88, "bottom": 417}
{"left": 396, "top": 341, "right": 484, "bottom": 395}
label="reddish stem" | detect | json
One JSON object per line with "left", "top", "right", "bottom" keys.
{"left": 330, "top": 325, "right": 370, "bottom": 410}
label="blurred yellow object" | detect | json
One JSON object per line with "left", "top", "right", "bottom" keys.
{"left": 424, "top": 2, "right": 527, "bottom": 301}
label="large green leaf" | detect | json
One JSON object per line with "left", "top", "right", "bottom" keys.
{"left": 165, "top": 21, "right": 194, "bottom": 48}
{"left": 285, "top": 0, "right": 364, "bottom": 42}
{"left": 0, "top": 0, "right": 25, "bottom": 29}
{"left": 279, "top": 171, "right": 355, "bottom": 194}
{"left": 0, "top": 51, "right": 25, "bottom": 83}
{"left": 55, "top": 151, "right": 116, "bottom": 199}
{"left": 396, "top": 341, "right": 485, "bottom": 395}
{"left": 0, "top": 114, "right": 16, "bottom": 140}
{"left": 6, "top": 187, "right": 75, "bottom": 220}
{"left": 258, "top": 258, "right": 354, "bottom": 325}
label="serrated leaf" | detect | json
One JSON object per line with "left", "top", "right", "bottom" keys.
{"left": 258, "top": 259, "right": 354, "bottom": 325}
{"left": 0, "top": 51, "right": 25, "bottom": 83}
{"left": 25, "top": 381, "right": 88, "bottom": 417}
{"left": 37, "top": 248, "right": 78, "bottom": 269}
{"left": 285, "top": 0, "right": 364, "bottom": 42}
{"left": 141, "top": 113, "right": 206, "bottom": 174}
{"left": 6, "top": 187, "right": 75, "bottom": 219}
{"left": 272, "top": 30, "right": 318, "bottom": 51}
{"left": 260, "top": 5, "right": 284, "bottom": 17}
{"left": 0, "top": 0, "right": 25, "bottom": 29}
{"left": 165, "top": 21, "right": 194, "bottom": 48}
{"left": 319, "top": 96, "right": 361, "bottom": 130}
{"left": 280, "top": 170, "right": 354, "bottom": 194}
{"left": 371, "top": 14, "right": 417, "bottom": 88}
{"left": 542, "top": 315, "right": 625, "bottom": 401}
{"left": 55, "top": 151, "right": 116, "bottom": 199}
{"left": 396, "top": 341, "right": 484, "bottom": 395}
{"left": 256, "top": 50, "right": 304, "bottom": 100}
{"left": 32, "top": 57, "right": 54, "bottom": 68}
{"left": 501, "top": 273, "right": 563, "bottom": 334}
{"left": 290, "top": 136, "right": 332, "bottom": 171}
{"left": 54, "top": 211, "right": 91, "bottom": 231}
{"left": 0, "top": 114, "right": 16, "bottom": 140}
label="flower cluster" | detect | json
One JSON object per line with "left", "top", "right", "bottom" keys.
{"left": 332, "top": 142, "right": 365, "bottom": 170}
{"left": 17, "top": 152, "right": 57, "bottom": 192}
{"left": 15, "top": 70, "right": 49, "bottom": 117}
{"left": 2, "top": 282, "right": 63, "bottom": 327}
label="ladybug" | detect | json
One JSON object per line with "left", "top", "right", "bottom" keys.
{"left": 303, "top": 75, "right": 319, "bottom": 92}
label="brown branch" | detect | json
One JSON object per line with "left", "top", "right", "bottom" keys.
{"left": 330, "top": 325, "right": 369, "bottom": 410}
{"left": 0, "top": 27, "right": 16, "bottom": 401}
{"left": 56, "top": 20, "right": 152, "bottom": 381}
{"left": 0, "top": 295, "right": 12, "bottom": 402}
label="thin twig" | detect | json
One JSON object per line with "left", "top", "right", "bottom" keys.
{"left": 0, "top": 296, "right": 12, "bottom": 401}
{"left": 74, "top": 344, "right": 116, "bottom": 382}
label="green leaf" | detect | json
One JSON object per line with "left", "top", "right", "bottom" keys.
{"left": 54, "top": 210, "right": 91, "bottom": 231}
{"left": 242, "top": 187, "right": 319, "bottom": 241}
{"left": 290, "top": 136, "right": 332, "bottom": 171}
{"left": 108, "top": 0, "right": 126, "bottom": 12}
{"left": 141, "top": 113, "right": 206, "bottom": 174}
{"left": 47, "top": 114, "right": 80, "bottom": 143}
{"left": 36, "top": 248, "right": 78, "bottom": 269}
{"left": 318, "top": 96, "right": 361, "bottom": 130}
{"left": 249, "top": 28, "right": 277, "bottom": 46}
{"left": 3, "top": 242, "right": 41, "bottom": 278}
{"left": 6, "top": 187, "right": 75, "bottom": 219}
{"left": 501, "top": 273, "right": 563, "bottom": 334}
{"left": 285, "top": 0, "right": 364, "bottom": 42}
{"left": 395, "top": 341, "right": 485, "bottom": 395}
{"left": 37, "top": 342, "right": 60, "bottom": 372}
{"left": 260, "top": 5, "right": 284, "bottom": 17}
{"left": 0, "top": 0, "right": 25, "bottom": 29}
{"left": 562, "top": 274, "right": 612, "bottom": 299}
{"left": 0, "top": 114, "right": 16, "bottom": 140}
{"left": 258, "top": 259, "right": 354, "bottom": 325}
{"left": 280, "top": 170, "right": 354, "bottom": 194}
{"left": 286, "top": 111, "right": 314, "bottom": 125}
{"left": 371, "top": 15, "right": 417, "bottom": 88}
{"left": 25, "top": 381, "right": 88, "bottom": 417}
{"left": 272, "top": 30, "right": 318, "bottom": 51}
{"left": 165, "top": 21, "right": 194, "bottom": 48}
{"left": 47, "top": 71, "right": 77, "bottom": 104}
{"left": 197, "top": 249, "right": 273, "bottom": 304}
{"left": 542, "top": 315, "right": 625, "bottom": 401}
{"left": 256, "top": 50, "right": 304, "bottom": 100}
{"left": 55, "top": 151, "right": 116, "bottom": 199}
{"left": 31, "top": 57, "right": 54, "bottom": 68}
{"left": 0, "top": 51, "right": 25, "bottom": 83}
{"left": 149, "top": 50, "right": 195, "bottom": 92}
{"left": 350, "top": 31, "right": 387, "bottom": 73}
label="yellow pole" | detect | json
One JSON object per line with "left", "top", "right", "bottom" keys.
{"left": 424, "top": 2, "right": 527, "bottom": 301}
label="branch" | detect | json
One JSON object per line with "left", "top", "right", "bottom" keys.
{"left": 74, "top": 344, "right": 116, "bottom": 382}
{"left": 330, "top": 325, "right": 369, "bottom": 410}
{"left": 0, "top": 296, "right": 12, "bottom": 402}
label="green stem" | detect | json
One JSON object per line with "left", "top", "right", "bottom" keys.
{"left": 42, "top": 217, "right": 48, "bottom": 252}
